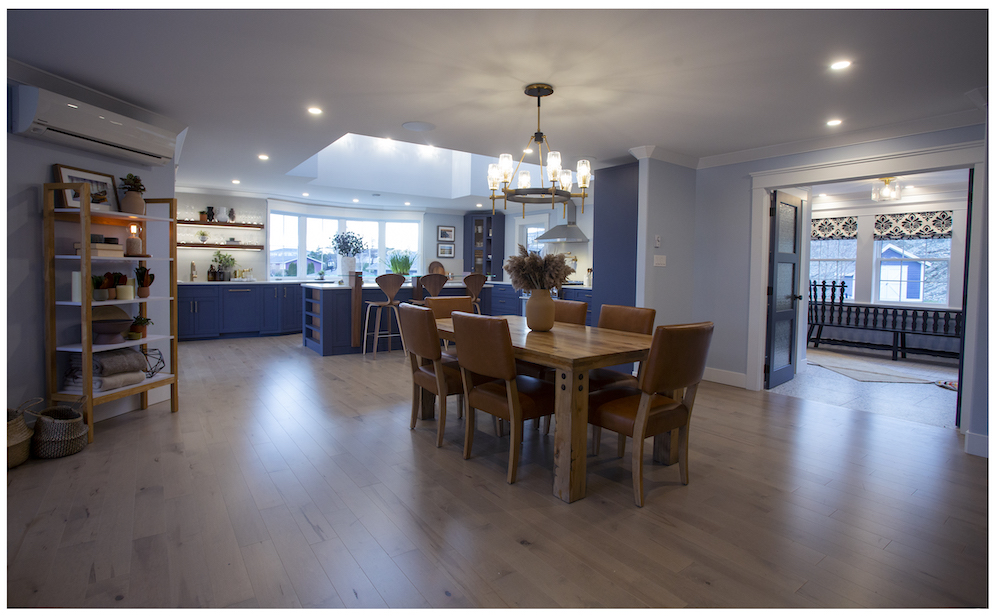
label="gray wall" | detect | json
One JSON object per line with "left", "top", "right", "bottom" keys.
{"left": 7, "top": 133, "right": 175, "bottom": 413}
{"left": 422, "top": 212, "right": 464, "bottom": 275}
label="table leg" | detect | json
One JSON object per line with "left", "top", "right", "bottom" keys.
{"left": 652, "top": 429, "right": 679, "bottom": 466}
{"left": 420, "top": 389, "right": 436, "bottom": 420}
{"left": 552, "top": 366, "right": 588, "bottom": 503}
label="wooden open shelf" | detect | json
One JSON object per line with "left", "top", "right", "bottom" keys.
{"left": 177, "top": 220, "right": 264, "bottom": 230}
{"left": 177, "top": 242, "right": 263, "bottom": 250}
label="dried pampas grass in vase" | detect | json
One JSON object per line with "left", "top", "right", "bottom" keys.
{"left": 504, "top": 245, "right": 575, "bottom": 331}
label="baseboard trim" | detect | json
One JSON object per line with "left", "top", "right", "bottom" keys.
{"left": 703, "top": 367, "right": 746, "bottom": 389}
{"left": 964, "top": 431, "right": 988, "bottom": 458}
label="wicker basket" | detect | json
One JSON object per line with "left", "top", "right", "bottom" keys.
{"left": 27, "top": 397, "right": 88, "bottom": 459}
{"left": 7, "top": 398, "right": 42, "bottom": 469}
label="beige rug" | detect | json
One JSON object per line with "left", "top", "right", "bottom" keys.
{"left": 806, "top": 359, "right": 934, "bottom": 384}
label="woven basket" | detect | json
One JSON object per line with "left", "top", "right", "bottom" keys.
{"left": 27, "top": 397, "right": 88, "bottom": 459}
{"left": 7, "top": 398, "right": 42, "bottom": 469}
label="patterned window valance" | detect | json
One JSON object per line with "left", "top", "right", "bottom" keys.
{"left": 874, "top": 210, "right": 953, "bottom": 240}
{"left": 811, "top": 216, "right": 857, "bottom": 240}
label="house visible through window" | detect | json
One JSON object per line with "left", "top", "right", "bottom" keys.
{"left": 876, "top": 238, "right": 950, "bottom": 304}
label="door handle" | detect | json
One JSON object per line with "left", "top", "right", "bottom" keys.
{"left": 792, "top": 295, "right": 803, "bottom": 301}
{"left": 195, "top": 301, "right": 199, "bottom": 313}
{"left": 274, "top": 288, "right": 278, "bottom": 298}
{"left": 190, "top": 301, "right": 194, "bottom": 313}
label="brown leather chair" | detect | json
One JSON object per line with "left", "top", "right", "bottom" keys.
{"left": 452, "top": 312, "right": 556, "bottom": 484}
{"left": 588, "top": 322, "right": 714, "bottom": 507}
{"left": 463, "top": 273, "right": 487, "bottom": 314}
{"left": 363, "top": 273, "right": 406, "bottom": 357}
{"left": 553, "top": 298, "right": 588, "bottom": 325}
{"left": 398, "top": 303, "right": 465, "bottom": 448}
{"left": 589, "top": 305, "right": 657, "bottom": 391}
{"left": 425, "top": 295, "right": 475, "bottom": 319}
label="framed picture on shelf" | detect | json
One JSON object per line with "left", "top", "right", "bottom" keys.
{"left": 437, "top": 243, "right": 455, "bottom": 258}
{"left": 437, "top": 225, "right": 455, "bottom": 242}
{"left": 53, "top": 165, "right": 119, "bottom": 211}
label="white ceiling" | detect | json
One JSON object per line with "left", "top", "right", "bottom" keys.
{"left": 6, "top": 9, "right": 987, "bottom": 212}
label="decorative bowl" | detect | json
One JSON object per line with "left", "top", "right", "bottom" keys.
{"left": 92, "top": 319, "right": 132, "bottom": 344}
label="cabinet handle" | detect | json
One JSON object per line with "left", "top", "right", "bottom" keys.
{"left": 190, "top": 301, "right": 194, "bottom": 313}
{"left": 195, "top": 301, "right": 199, "bottom": 313}
{"left": 274, "top": 288, "right": 278, "bottom": 298}
{"left": 228, "top": 289, "right": 251, "bottom": 292}
{"left": 284, "top": 288, "right": 287, "bottom": 298}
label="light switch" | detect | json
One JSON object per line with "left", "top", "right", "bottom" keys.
{"left": 655, "top": 235, "right": 662, "bottom": 248}
{"left": 654, "top": 255, "right": 667, "bottom": 267}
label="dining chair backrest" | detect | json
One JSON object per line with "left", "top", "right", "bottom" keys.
{"left": 376, "top": 273, "right": 405, "bottom": 302}
{"left": 420, "top": 273, "right": 448, "bottom": 297}
{"left": 598, "top": 304, "right": 656, "bottom": 335}
{"left": 553, "top": 299, "right": 588, "bottom": 325}
{"left": 427, "top": 261, "right": 446, "bottom": 275}
{"left": 425, "top": 295, "right": 475, "bottom": 319}
{"left": 463, "top": 273, "right": 487, "bottom": 302}
{"left": 638, "top": 322, "right": 714, "bottom": 395}
{"left": 452, "top": 312, "right": 516, "bottom": 381}
{"left": 398, "top": 303, "right": 442, "bottom": 361}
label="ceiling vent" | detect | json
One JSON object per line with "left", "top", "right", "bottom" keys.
{"left": 10, "top": 84, "right": 180, "bottom": 166}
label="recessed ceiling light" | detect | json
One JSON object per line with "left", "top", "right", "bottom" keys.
{"left": 308, "top": 107, "right": 322, "bottom": 115}
{"left": 827, "top": 119, "right": 842, "bottom": 126}
{"left": 353, "top": 198, "right": 359, "bottom": 203}
{"left": 67, "top": 103, "right": 78, "bottom": 109}
{"left": 302, "top": 193, "right": 309, "bottom": 197}
{"left": 818, "top": 193, "right": 827, "bottom": 197}
{"left": 831, "top": 60, "right": 852, "bottom": 70}
{"left": 402, "top": 121, "right": 436, "bottom": 132}
{"left": 404, "top": 202, "right": 411, "bottom": 206}
{"left": 476, "top": 203, "right": 483, "bottom": 208}
{"left": 110, "top": 121, "right": 123, "bottom": 126}
{"left": 232, "top": 179, "right": 240, "bottom": 184}
{"left": 258, "top": 154, "right": 269, "bottom": 160}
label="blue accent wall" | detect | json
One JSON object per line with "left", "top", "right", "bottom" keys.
{"left": 592, "top": 162, "right": 639, "bottom": 318}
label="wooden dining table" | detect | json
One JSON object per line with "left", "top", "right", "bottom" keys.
{"left": 435, "top": 314, "right": 654, "bottom": 503}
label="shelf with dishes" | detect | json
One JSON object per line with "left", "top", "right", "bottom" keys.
{"left": 177, "top": 242, "right": 263, "bottom": 250}
{"left": 176, "top": 220, "right": 264, "bottom": 230}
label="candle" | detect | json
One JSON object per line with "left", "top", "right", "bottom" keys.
{"left": 116, "top": 284, "right": 134, "bottom": 300}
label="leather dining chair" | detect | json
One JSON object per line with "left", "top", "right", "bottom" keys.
{"left": 589, "top": 305, "right": 657, "bottom": 392}
{"left": 463, "top": 273, "right": 487, "bottom": 314}
{"left": 362, "top": 273, "right": 406, "bottom": 358}
{"left": 588, "top": 322, "right": 714, "bottom": 507}
{"left": 398, "top": 303, "right": 465, "bottom": 448}
{"left": 425, "top": 295, "right": 475, "bottom": 355}
{"left": 452, "top": 312, "right": 556, "bottom": 484}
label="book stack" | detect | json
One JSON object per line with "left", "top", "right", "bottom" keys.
{"left": 74, "top": 242, "right": 125, "bottom": 257}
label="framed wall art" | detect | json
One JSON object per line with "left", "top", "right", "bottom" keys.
{"left": 437, "top": 243, "right": 455, "bottom": 258}
{"left": 53, "top": 164, "right": 119, "bottom": 211}
{"left": 437, "top": 225, "right": 455, "bottom": 242}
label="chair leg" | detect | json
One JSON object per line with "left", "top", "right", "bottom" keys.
{"left": 677, "top": 424, "right": 690, "bottom": 485}
{"left": 391, "top": 305, "right": 406, "bottom": 354}
{"left": 362, "top": 303, "right": 375, "bottom": 357}
{"left": 617, "top": 434, "right": 627, "bottom": 458}
{"left": 631, "top": 434, "right": 645, "bottom": 507}
{"left": 463, "top": 407, "right": 476, "bottom": 459}
{"left": 494, "top": 416, "right": 505, "bottom": 437}
{"left": 436, "top": 391, "right": 448, "bottom": 448}
{"left": 543, "top": 415, "right": 551, "bottom": 435}
{"left": 507, "top": 415, "right": 523, "bottom": 484}
{"left": 372, "top": 306, "right": 383, "bottom": 358}
{"left": 590, "top": 425, "right": 601, "bottom": 456}
{"left": 457, "top": 394, "right": 464, "bottom": 419}
{"left": 409, "top": 383, "right": 420, "bottom": 429}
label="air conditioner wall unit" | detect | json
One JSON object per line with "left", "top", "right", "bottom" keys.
{"left": 10, "top": 84, "right": 179, "bottom": 166}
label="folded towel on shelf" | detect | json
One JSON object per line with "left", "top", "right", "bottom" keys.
{"left": 68, "top": 348, "right": 147, "bottom": 376}
{"left": 63, "top": 370, "right": 146, "bottom": 392}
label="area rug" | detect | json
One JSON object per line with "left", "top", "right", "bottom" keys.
{"left": 806, "top": 359, "right": 934, "bottom": 384}
{"left": 936, "top": 380, "right": 959, "bottom": 391}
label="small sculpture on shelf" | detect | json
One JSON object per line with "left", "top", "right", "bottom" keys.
{"left": 134, "top": 266, "right": 155, "bottom": 298}
{"left": 197, "top": 230, "right": 209, "bottom": 243}
{"left": 208, "top": 265, "right": 217, "bottom": 281}
{"left": 118, "top": 174, "right": 146, "bottom": 215}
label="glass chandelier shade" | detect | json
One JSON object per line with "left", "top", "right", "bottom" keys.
{"left": 872, "top": 177, "right": 901, "bottom": 202}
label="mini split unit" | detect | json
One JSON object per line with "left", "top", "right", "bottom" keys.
{"left": 10, "top": 84, "right": 182, "bottom": 166}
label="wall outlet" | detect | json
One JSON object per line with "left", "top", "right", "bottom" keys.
{"left": 654, "top": 255, "right": 667, "bottom": 267}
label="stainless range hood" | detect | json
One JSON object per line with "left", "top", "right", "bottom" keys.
{"left": 535, "top": 203, "right": 589, "bottom": 243}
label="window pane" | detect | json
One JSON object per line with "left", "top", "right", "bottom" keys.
{"left": 386, "top": 222, "right": 419, "bottom": 275}
{"left": 345, "top": 220, "right": 379, "bottom": 277}
{"left": 525, "top": 225, "right": 546, "bottom": 255}
{"left": 809, "top": 238, "right": 856, "bottom": 300}
{"left": 876, "top": 239, "right": 950, "bottom": 305}
{"left": 269, "top": 213, "right": 298, "bottom": 278}
{"left": 306, "top": 217, "right": 338, "bottom": 278}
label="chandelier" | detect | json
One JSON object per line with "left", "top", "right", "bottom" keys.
{"left": 487, "top": 83, "right": 591, "bottom": 218}
{"left": 871, "top": 177, "right": 902, "bottom": 202}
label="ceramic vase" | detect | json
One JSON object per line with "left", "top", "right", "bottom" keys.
{"left": 206, "top": 207, "right": 215, "bottom": 222}
{"left": 120, "top": 191, "right": 145, "bottom": 215}
{"left": 129, "top": 324, "right": 147, "bottom": 338}
{"left": 93, "top": 289, "right": 109, "bottom": 302}
{"left": 106, "top": 287, "right": 117, "bottom": 300}
{"left": 342, "top": 256, "right": 357, "bottom": 274}
{"left": 137, "top": 286, "right": 151, "bottom": 298}
{"left": 525, "top": 289, "right": 555, "bottom": 332}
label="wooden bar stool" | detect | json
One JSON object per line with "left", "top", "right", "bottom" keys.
{"left": 363, "top": 273, "right": 406, "bottom": 357}
{"left": 463, "top": 273, "right": 487, "bottom": 314}
{"left": 410, "top": 273, "right": 447, "bottom": 306}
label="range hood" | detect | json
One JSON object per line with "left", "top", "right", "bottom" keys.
{"left": 536, "top": 203, "right": 589, "bottom": 243}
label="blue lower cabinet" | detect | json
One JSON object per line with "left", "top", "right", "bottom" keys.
{"left": 562, "top": 288, "right": 594, "bottom": 326}
{"left": 178, "top": 285, "right": 220, "bottom": 340}
{"left": 261, "top": 284, "right": 281, "bottom": 334}
{"left": 280, "top": 284, "right": 301, "bottom": 333}
{"left": 491, "top": 284, "right": 520, "bottom": 316}
{"left": 220, "top": 286, "right": 261, "bottom": 334}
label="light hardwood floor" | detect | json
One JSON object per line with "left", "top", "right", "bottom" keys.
{"left": 7, "top": 334, "right": 987, "bottom": 608}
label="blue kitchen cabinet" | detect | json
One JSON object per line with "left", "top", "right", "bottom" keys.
{"left": 562, "top": 288, "right": 594, "bottom": 326}
{"left": 220, "top": 286, "right": 261, "bottom": 334}
{"left": 280, "top": 284, "right": 302, "bottom": 333}
{"left": 464, "top": 211, "right": 505, "bottom": 279}
{"left": 491, "top": 284, "right": 520, "bottom": 316}
{"left": 261, "top": 284, "right": 281, "bottom": 334}
{"left": 178, "top": 285, "right": 220, "bottom": 340}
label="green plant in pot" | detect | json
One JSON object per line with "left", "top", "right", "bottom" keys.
{"left": 92, "top": 275, "right": 110, "bottom": 301}
{"left": 135, "top": 266, "right": 155, "bottom": 298}
{"left": 118, "top": 174, "right": 146, "bottom": 215}
{"left": 198, "top": 210, "right": 208, "bottom": 222}
{"left": 130, "top": 315, "right": 154, "bottom": 338}
{"left": 213, "top": 251, "right": 237, "bottom": 281}
{"left": 196, "top": 230, "right": 209, "bottom": 243}
{"left": 385, "top": 250, "right": 416, "bottom": 275}
{"left": 332, "top": 231, "right": 365, "bottom": 277}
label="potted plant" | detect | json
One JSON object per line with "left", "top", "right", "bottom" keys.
{"left": 198, "top": 210, "right": 208, "bottom": 222}
{"left": 118, "top": 174, "right": 146, "bottom": 215}
{"left": 92, "top": 275, "right": 110, "bottom": 301}
{"left": 385, "top": 250, "right": 416, "bottom": 275}
{"left": 503, "top": 245, "right": 574, "bottom": 332}
{"left": 130, "top": 315, "right": 154, "bottom": 338}
{"left": 197, "top": 230, "right": 209, "bottom": 243}
{"left": 212, "top": 250, "right": 237, "bottom": 281}
{"left": 134, "top": 265, "right": 155, "bottom": 298}
{"left": 333, "top": 231, "right": 365, "bottom": 276}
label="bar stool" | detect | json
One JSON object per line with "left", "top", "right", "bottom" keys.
{"left": 463, "top": 273, "right": 487, "bottom": 314}
{"left": 363, "top": 273, "right": 406, "bottom": 357}
{"left": 410, "top": 273, "right": 448, "bottom": 306}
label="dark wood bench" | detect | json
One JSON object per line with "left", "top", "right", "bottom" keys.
{"left": 807, "top": 281, "right": 963, "bottom": 360}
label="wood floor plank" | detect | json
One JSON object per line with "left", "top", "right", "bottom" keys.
{"left": 239, "top": 539, "right": 301, "bottom": 608}
{"left": 258, "top": 503, "right": 343, "bottom": 607}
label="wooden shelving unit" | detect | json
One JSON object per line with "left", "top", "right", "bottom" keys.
{"left": 177, "top": 242, "right": 263, "bottom": 250}
{"left": 176, "top": 220, "right": 264, "bottom": 230}
{"left": 43, "top": 183, "right": 179, "bottom": 442}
